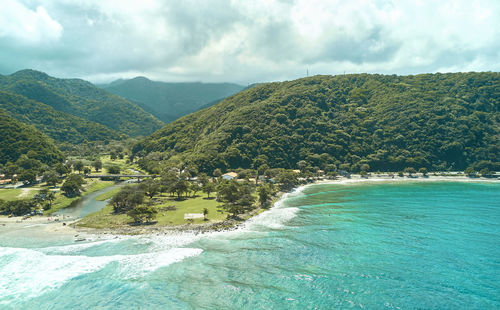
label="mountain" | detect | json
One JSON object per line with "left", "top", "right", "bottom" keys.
{"left": 0, "top": 109, "right": 63, "bottom": 165}
{"left": 134, "top": 72, "right": 500, "bottom": 173}
{"left": 0, "top": 91, "right": 124, "bottom": 144}
{"left": 0, "top": 70, "right": 163, "bottom": 137}
{"left": 100, "top": 76, "right": 244, "bottom": 122}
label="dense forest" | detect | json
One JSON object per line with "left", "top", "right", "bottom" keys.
{"left": 0, "top": 70, "right": 163, "bottom": 137}
{"left": 0, "top": 91, "right": 124, "bottom": 144}
{"left": 0, "top": 109, "right": 63, "bottom": 165}
{"left": 134, "top": 72, "right": 499, "bottom": 173}
{"left": 101, "top": 76, "right": 244, "bottom": 122}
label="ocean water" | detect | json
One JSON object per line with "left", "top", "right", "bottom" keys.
{"left": 0, "top": 181, "right": 499, "bottom": 309}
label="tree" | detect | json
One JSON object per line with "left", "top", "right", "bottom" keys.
{"left": 213, "top": 168, "right": 222, "bottom": 178}
{"left": 360, "top": 164, "right": 370, "bottom": 172}
{"left": 139, "top": 179, "right": 160, "bottom": 199}
{"left": 257, "top": 164, "right": 270, "bottom": 177}
{"left": 73, "top": 161, "right": 84, "bottom": 174}
{"left": 197, "top": 173, "right": 209, "bottom": 187}
{"left": 61, "top": 174, "right": 85, "bottom": 197}
{"left": 83, "top": 166, "right": 91, "bottom": 175}
{"left": 0, "top": 199, "right": 35, "bottom": 216}
{"left": 258, "top": 183, "right": 274, "bottom": 206}
{"left": 19, "top": 170, "right": 37, "bottom": 185}
{"left": 297, "top": 160, "right": 308, "bottom": 172}
{"left": 33, "top": 189, "right": 55, "bottom": 210}
{"left": 43, "top": 170, "right": 59, "bottom": 187}
{"left": 404, "top": 167, "right": 416, "bottom": 176}
{"left": 464, "top": 166, "right": 476, "bottom": 177}
{"left": 218, "top": 180, "right": 255, "bottom": 217}
{"left": 160, "top": 170, "right": 178, "bottom": 194}
{"left": 172, "top": 179, "right": 189, "bottom": 198}
{"left": 480, "top": 168, "right": 490, "bottom": 177}
{"left": 276, "top": 170, "right": 298, "bottom": 191}
{"left": 55, "top": 163, "right": 70, "bottom": 176}
{"left": 127, "top": 205, "right": 157, "bottom": 224}
{"left": 419, "top": 167, "right": 428, "bottom": 176}
{"left": 202, "top": 181, "right": 216, "bottom": 198}
{"left": 107, "top": 165, "right": 121, "bottom": 174}
{"left": 111, "top": 185, "right": 144, "bottom": 213}
{"left": 203, "top": 208, "right": 209, "bottom": 221}
{"left": 92, "top": 160, "right": 103, "bottom": 172}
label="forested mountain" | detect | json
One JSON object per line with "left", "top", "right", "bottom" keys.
{"left": 0, "top": 109, "right": 63, "bottom": 165}
{"left": 0, "top": 70, "right": 163, "bottom": 137}
{"left": 0, "top": 91, "right": 124, "bottom": 144}
{"left": 134, "top": 72, "right": 499, "bottom": 173}
{"left": 100, "top": 76, "right": 244, "bottom": 122}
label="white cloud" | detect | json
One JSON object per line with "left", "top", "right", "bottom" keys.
{"left": 0, "top": 0, "right": 62, "bottom": 44}
{"left": 0, "top": 0, "right": 498, "bottom": 83}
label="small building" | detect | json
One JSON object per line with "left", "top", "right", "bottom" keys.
{"left": 222, "top": 172, "right": 238, "bottom": 180}
{"left": 292, "top": 169, "right": 301, "bottom": 174}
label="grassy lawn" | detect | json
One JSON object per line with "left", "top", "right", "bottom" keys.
{"left": 95, "top": 187, "right": 122, "bottom": 201}
{"left": 46, "top": 179, "right": 115, "bottom": 214}
{"left": 78, "top": 191, "right": 226, "bottom": 228}
{"left": 0, "top": 188, "right": 39, "bottom": 201}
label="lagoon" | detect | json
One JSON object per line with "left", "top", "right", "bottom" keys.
{"left": 1, "top": 181, "right": 499, "bottom": 309}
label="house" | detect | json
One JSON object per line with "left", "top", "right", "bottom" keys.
{"left": 0, "top": 179, "right": 12, "bottom": 185}
{"left": 222, "top": 172, "right": 238, "bottom": 180}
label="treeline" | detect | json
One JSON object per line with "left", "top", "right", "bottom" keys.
{"left": 134, "top": 72, "right": 499, "bottom": 173}
{"left": 0, "top": 109, "right": 63, "bottom": 168}
{"left": 109, "top": 167, "right": 296, "bottom": 224}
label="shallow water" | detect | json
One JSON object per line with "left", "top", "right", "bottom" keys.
{"left": 0, "top": 181, "right": 499, "bottom": 309}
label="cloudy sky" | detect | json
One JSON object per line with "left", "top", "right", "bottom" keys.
{"left": 0, "top": 0, "right": 499, "bottom": 84}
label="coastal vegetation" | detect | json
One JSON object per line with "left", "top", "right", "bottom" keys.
{"left": 134, "top": 72, "right": 499, "bottom": 174}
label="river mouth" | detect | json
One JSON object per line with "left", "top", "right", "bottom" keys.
{"left": 55, "top": 183, "right": 122, "bottom": 219}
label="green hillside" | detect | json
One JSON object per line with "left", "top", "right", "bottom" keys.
{"left": 0, "top": 70, "right": 163, "bottom": 137}
{"left": 0, "top": 91, "right": 124, "bottom": 144}
{"left": 134, "top": 72, "right": 499, "bottom": 173}
{"left": 101, "top": 76, "right": 244, "bottom": 122}
{"left": 0, "top": 109, "right": 63, "bottom": 165}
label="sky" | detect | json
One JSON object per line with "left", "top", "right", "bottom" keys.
{"left": 0, "top": 0, "right": 499, "bottom": 84}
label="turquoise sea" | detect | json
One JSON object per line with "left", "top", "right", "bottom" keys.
{"left": 1, "top": 181, "right": 499, "bottom": 309}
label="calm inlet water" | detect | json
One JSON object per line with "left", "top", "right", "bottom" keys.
{"left": 1, "top": 181, "right": 499, "bottom": 309}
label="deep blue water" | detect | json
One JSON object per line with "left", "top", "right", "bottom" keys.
{"left": 1, "top": 181, "right": 499, "bottom": 309}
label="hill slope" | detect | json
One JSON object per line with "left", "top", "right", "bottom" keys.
{"left": 0, "top": 91, "right": 124, "bottom": 144}
{"left": 0, "top": 109, "right": 63, "bottom": 165}
{"left": 101, "top": 77, "right": 244, "bottom": 122}
{"left": 134, "top": 72, "right": 499, "bottom": 173}
{"left": 0, "top": 70, "right": 163, "bottom": 137}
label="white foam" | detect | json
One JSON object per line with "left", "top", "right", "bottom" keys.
{"left": 0, "top": 247, "right": 115, "bottom": 303}
{"left": 0, "top": 243, "right": 203, "bottom": 304}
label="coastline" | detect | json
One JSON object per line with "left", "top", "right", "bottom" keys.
{"left": 1, "top": 174, "right": 498, "bottom": 240}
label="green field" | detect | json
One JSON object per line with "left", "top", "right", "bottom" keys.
{"left": 77, "top": 191, "right": 226, "bottom": 229}
{"left": 95, "top": 187, "right": 122, "bottom": 201}
{"left": 0, "top": 188, "right": 39, "bottom": 201}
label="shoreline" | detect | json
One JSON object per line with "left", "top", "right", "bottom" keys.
{"left": 1, "top": 175, "right": 498, "bottom": 239}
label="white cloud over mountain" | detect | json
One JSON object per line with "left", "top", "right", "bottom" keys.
{"left": 0, "top": 0, "right": 498, "bottom": 84}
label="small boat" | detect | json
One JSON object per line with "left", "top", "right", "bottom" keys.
{"left": 75, "top": 238, "right": 86, "bottom": 242}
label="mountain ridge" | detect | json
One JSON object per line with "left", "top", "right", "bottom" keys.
{"left": 134, "top": 72, "right": 499, "bottom": 173}
{"left": 100, "top": 77, "right": 245, "bottom": 123}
